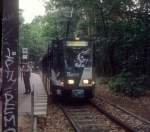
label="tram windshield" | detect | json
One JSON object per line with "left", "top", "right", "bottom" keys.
{"left": 65, "top": 41, "right": 92, "bottom": 68}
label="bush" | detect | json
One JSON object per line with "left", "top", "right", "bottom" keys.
{"left": 108, "top": 72, "right": 148, "bottom": 96}
{"left": 97, "top": 77, "right": 110, "bottom": 85}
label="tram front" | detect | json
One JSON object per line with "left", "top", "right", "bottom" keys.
{"left": 59, "top": 39, "right": 95, "bottom": 99}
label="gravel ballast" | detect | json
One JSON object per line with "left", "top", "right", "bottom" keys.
{"left": 37, "top": 101, "right": 74, "bottom": 132}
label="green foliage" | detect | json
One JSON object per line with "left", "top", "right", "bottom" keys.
{"left": 19, "top": 16, "right": 48, "bottom": 65}
{"left": 19, "top": 0, "right": 150, "bottom": 95}
{"left": 97, "top": 77, "right": 110, "bottom": 85}
{"left": 108, "top": 72, "right": 148, "bottom": 96}
{"left": 47, "top": 0, "right": 150, "bottom": 95}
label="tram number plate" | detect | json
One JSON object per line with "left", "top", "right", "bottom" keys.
{"left": 72, "top": 89, "right": 84, "bottom": 98}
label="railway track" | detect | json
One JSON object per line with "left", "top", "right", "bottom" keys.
{"left": 91, "top": 97, "right": 150, "bottom": 132}
{"left": 59, "top": 97, "right": 150, "bottom": 132}
{"left": 59, "top": 102, "right": 132, "bottom": 132}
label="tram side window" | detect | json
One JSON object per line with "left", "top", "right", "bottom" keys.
{"left": 52, "top": 42, "right": 64, "bottom": 72}
{"left": 48, "top": 47, "right": 53, "bottom": 76}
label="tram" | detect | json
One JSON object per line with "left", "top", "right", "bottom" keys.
{"left": 41, "top": 38, "right": 95, "bottom": 99}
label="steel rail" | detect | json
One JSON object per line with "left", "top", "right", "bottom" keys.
{"left": 95, "top": 96, "right": 150, "bottom": 125}
{"left": 59, "top": 102, "right": 133, "bottom": 132}
{"left": 90, "top": 100, "right": 135, "bottom": 132}
{"left": 91, "top": 97, "right": 150, "bottom": 132}
{"left": 59, "top": 104, "right": 81, "bottom": 132}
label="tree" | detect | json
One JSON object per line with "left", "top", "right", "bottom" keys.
{"left": 20, "top": 0, "right": 150, "bottom": 94}
{"left": 19, "top": 16, "right": 48, "bottom": 66}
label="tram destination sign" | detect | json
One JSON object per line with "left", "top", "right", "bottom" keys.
{"left": 2, "top": 0, "right": 18, "bottom": 132}
{"left": 66, "top": 41, "right": 88, "bottom": 47}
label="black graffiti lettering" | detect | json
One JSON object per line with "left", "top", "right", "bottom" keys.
{"left": 3, "top": 1, "right": 18, "bottom": 131}
{"left": 4, "top": 107, "right": 15, "bottom": 115}
{"left": 4, "top": 128, "right": 16, "bottom": 132}
{"left": 4, "top": 86, "right": 14, "bottom": 91}
{"left": 4, "top": 48, "right": 17, "bottom": 90}
{"left": 4, "top": 115, "right": 16, "bottom": 128}
{"left": 6, "top": 48, "right": 12, "bottom": 58}
{"left": 5, "top": 56, "right": 14, "bottom": 65}
{"left": 6, "top": 71, "right": 16, "bottom": 87}
{"left": 4, "top": 94, "right": 15, "bottom": 115}
{"left": 3, "top": 94, "right": 16, "bottom": 131}
{"left": 4, "top": 94, "right": 15, "bottom": 105}
{"left": 5, "top": 48, "right": 14, "bottom": 71}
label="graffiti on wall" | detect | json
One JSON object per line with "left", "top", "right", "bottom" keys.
{"left": 2, "top": 0, "right": 18, "bottom": 132}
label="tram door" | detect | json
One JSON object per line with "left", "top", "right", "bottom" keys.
{"left": 50, "top": 40, "right": 64, "bottom": 91}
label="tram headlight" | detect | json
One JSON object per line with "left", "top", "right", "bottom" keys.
{"left": 82, "top": 80, "right": 95, "bottom": 85}
{"left": 83, "top": 79, "right": 90, "bottom": 84}
{"left": 60, "top": 81, "right": 64, "bottom": 86}
{"left": 92, "top": 81, "right": 95, "bottom": 85}
{"left": 68, "top": 79, "right": 75, "bottom": 85}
